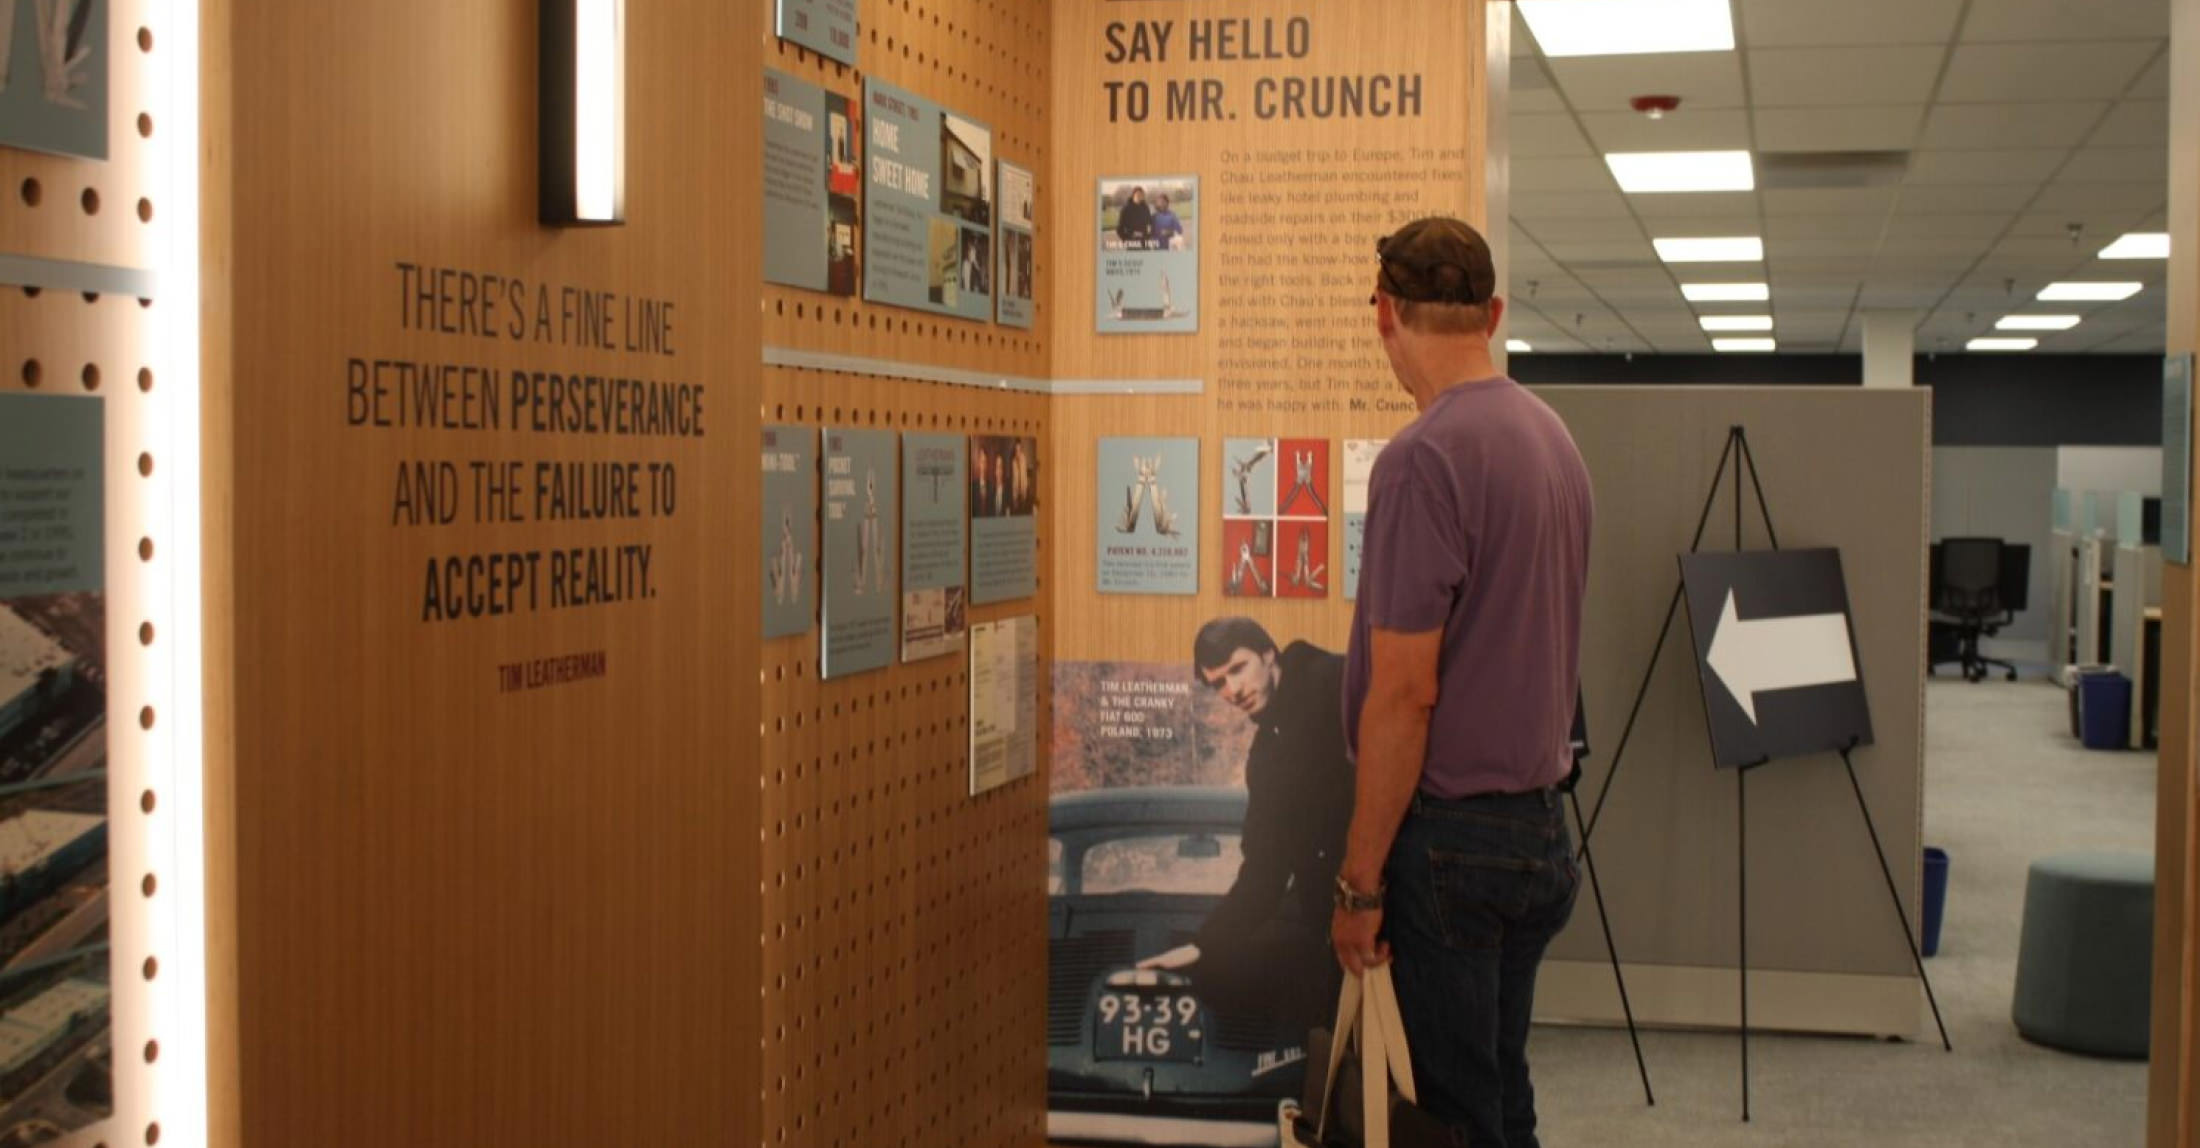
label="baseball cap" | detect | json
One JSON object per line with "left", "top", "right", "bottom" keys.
{"left": 1375, "top": 217, "right": 1497, "bottom": 305}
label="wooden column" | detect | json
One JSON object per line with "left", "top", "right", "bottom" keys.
{"left": 201, "top": 2, "right": 760, "bottom": 1144}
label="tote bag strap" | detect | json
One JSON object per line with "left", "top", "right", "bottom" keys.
{"left": 1313, "top": 970, "right": 1363, "bottom": 1137}
{"left": 1359, "top": 972, "right": 1393, "bottom": 1148}
{"left": 1367, "top": 964, "right": 1420, "bottom": 1106}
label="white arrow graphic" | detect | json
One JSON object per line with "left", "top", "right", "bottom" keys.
{"left": 1706, "top": 588, "right": 1857, "bottom": 725}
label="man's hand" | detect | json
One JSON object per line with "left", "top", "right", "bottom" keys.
{"left": 1331, "top": 906, "right": 1389, "bottom": 975}
{"left": 1136, "top": 943, "right": 1201, "bottom": 971}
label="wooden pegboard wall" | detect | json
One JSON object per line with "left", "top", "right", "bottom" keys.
{"left": 762, "top": 0, "right": 1049, "bottom": 377}
{"left": 759, "top": 3, "right": 1055, "bottom": 1146}
{"left": 0, "top": 3, "right": 171, "bottom": 1146}
{"left": 759, "top": 377, "right": 1052, "bottom": 1148}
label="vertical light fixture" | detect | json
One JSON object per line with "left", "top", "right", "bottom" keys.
{"left": 541, "top": 0, "right": 625, "bottom": 226}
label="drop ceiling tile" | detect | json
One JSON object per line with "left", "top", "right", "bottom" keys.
{"left": 2031, "top": 182, "right": 2168, "bottom": 212}
{"left": 1769, "top": 238, "right": 1877, "bottom": 258}
{"left": 2089, "top": 101, "right": 2168, "bottom": 148}
{"left": 1762, "top": 187, "right": 1899, "bottom": 216}
{"left": 1512, "top": 88, "right": 1569, "bottom": 115}
{"left": 2008, "top": 210, "right": 2156, "bottom": 238}
{"left": 1920, "top": 102, "right": 2109, "bottom": 149}
{"left": 1519, "top": 217, "right": 1646, "bottom": 243}
{"left": 1754, "top": 106, "right": 1927, "bottom": 152}
{"left": 1741, "top": 0, "right": 1964, "bottom": 47}
{"left": 1644, "top": 218, "right": 1771, "bottom": 239}
{"left": 1510, "top": 190, "right": 1634, "bottom": 221}
{"left": 1771, "top": 253, "right": 1880, "bottom": 272}
{"left": 1510, "top": 4, "right": 1535, "bottom": 57}
{"left": 1764, "top": 283, "right": 1867, "bottom": 306}
{"left": 1961, "top": 0, "right": 2168, "bottom": 42}
{"left": 2130, "top": 54, "right": 2171, "bottom": 100}
{"left": 2058, "top": 148, "right": 2168, "bottom": 184}
{"left": 1576, "top": 109, "right": 1753, "bottom": 152}
{"left": 1575, "top": 267, "right": 1681, "bottom": 289}
{"left": 1541, "top": 241, "right": 1663, "bottom": 265}
{"left": 1883, "top": 236, "right": 1996, "bottom": 258}
{"left": 1882, "top": 214, "right": 2016, "bottom": 238}
{"left": 1546, "top": 52, "right": 1747, "bottom": 114}
{"left": 1630, "top": 191, "right": 1764, "bottom": 220}
{"left": 1894, "top": 185, "right": 2038, "bottom": 213}
{"left": 1903, "top": 149, "right": 2066, "bottom": 186}
{"left": 1749, "top": 46, "right": 1945, "bottom": 108}
{"left": 1767, "top": 216, "right": 1888, "bottom": 241}
{"left": 1511, "top": 115, "right": 1596, "bottom": 158}
{"left": 1938, "top": 42, "right": 2156, "bottom": 103}
{"left": 1858, "top": 286, "right": 1956, "bottom": 308}
{"left": 1514, "top": 156, "right": 1617, "bottom": 193}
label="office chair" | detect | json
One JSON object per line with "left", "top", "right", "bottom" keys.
{"left": 1935, "top": 537, "right": 2019, "bottom": 683}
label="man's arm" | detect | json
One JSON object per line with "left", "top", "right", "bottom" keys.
{"left": 1341, "top": 627, "right": 1443, "bottom": 897}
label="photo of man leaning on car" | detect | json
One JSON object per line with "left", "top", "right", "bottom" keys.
{"left": 1135, "top": 617, "right": 1356, "bottom": 1037}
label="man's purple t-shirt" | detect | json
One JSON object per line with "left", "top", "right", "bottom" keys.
{"left": 1344, "top": 377, "right": 1594, "bottom": 798}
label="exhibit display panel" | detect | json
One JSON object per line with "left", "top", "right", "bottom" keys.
{"left": 757, "top": 4, "right": 1054, "bottom": 1147}
{"left": 1043, "top": 3, "right": 1488, "bottom": 1142}
{"left": 201, "top": 1, "right": 760, "bottom": 1144}
{"left": 0, "top": 0, "right": 197, "bottom": 1142}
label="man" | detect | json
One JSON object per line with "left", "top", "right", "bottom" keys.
{"left": 1333, "top": 217, "right": 1594, "bottom": 1148}
{"left": 1139, "top": 618, "right": 1355, "bottom": 1035}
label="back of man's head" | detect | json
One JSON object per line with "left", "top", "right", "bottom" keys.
{"left": 1376, "top": 216, "right": 1498, "bottom": 336}
{"left": 1192, "top": 617, "right": 1278, "bottom": 672}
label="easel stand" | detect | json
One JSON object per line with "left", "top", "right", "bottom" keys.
{"left": 1576, "top": 426, "right": 1952, "bottom": 1122}
{"left": 1560, "top": 768, "right": 1656, "bottom": 1107}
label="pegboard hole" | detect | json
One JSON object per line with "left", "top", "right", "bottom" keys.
{"left": 137, "top": 452, "right": 154, "bottom": 477}
{"left": 138, "top": 621, "right": 155, "bottom": 646}
{"left": 146, "top": 1123, "right": 160, "bottom": 1146}
{"left": 138, "top": 26, "right": 153, "bottom": 52}
{"left": 81, "top": 363, "right": 101, "bottom": 391}
{"left": 137, "top": 112, "right": 154, "bottom": 139}
{"left": 142, "top": 956, "right": 159, "bottom": 981}
{"left": 143, "top": 1039, "right": 159, "bottom": 1064}
{"left": 138, "top": 537, "right": 154, "bottom": 562}
{"left": 137, "top": 367, "right": 154, "bottom": 392}
{"left": 138, "top": 705, "right": 155, "bottom": 731}
{"left": 80, "top": 188, "right": 99, "bottom": 215}
{"left": 137, "top": 198, "right": 153, "bottom": 223}
{"left": 18, "top": 178, "right": 39, "bottom": 207}
{"left": 20, "top": 360, "right": 40, "bottom": 388}
{"left": 140, "top": 873, "right": 157, "bottom": 898}
{"left": 140, "top": 789, "right": 157, "bottom": 814}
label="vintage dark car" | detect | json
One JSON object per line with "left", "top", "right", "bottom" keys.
{"left": 1049, "top": 786, "right": 1309, "bottom": 1147}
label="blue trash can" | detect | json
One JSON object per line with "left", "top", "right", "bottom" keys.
{"left": 2079, "top": 671, "right": 2133, "bottom": 750}
{"left": 1921, "top": 847, "right": 1950, "bottom": 957}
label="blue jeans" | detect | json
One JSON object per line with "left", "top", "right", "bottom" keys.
{"left": 1384, "top": 788, "right": 1579, "bottom": 1148}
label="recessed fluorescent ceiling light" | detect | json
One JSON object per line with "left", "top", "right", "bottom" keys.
{"left": 1506, "top": 339, "right": 1535, "bottom": 353}
{"left": 1713, "top": 338, "right": 1777, "bottom": 353}
{"left": 1656, "top": 237, "right": 1764, "bottom": 264}
{"left": 1995, "top": 315, "right": 2081, "bottom": 331}
{"left": 1968, "top": 337, "right": 2038, "bottom": 351}
{"left": 2037, "top": 282, "right": 2143, "bottom": 302}
{"left": 1699, "top": 315, "right": 1773, "bottom": 331}
{"left": 1517, "top": 0, "right": 1734, "bottom": 57}
{"left": 2099, "top": 232, "right": 2170, "bottom": 260}
{"left": 1682, "top": 282, "right": 1769, "bottom": 302}
{"left": 1607, "top": 151, "right": 1754, "bottom": 194}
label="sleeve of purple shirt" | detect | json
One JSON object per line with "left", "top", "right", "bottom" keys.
{"left": 1361, "top": 441, "right": 1470, "bottom": 634}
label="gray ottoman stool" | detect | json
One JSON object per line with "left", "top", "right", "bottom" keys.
{"left": 2012, "top": 852, "right": 2153, "bottom": 1058}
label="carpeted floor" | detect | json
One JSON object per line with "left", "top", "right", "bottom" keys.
{"left": 1530, "top": 678, "right": 2156, "bottom": 1146}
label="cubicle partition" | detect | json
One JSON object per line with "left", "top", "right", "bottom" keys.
{"left": 1534, "top": 387, "right": 1930, "bottom": 1038}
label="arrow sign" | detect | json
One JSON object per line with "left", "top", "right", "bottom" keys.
{"left": 1680, "top": 548, "right": 1875, "bottom": 770}
{"left": 1705, "top": 589, "right": 1857, "bottom": 724}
